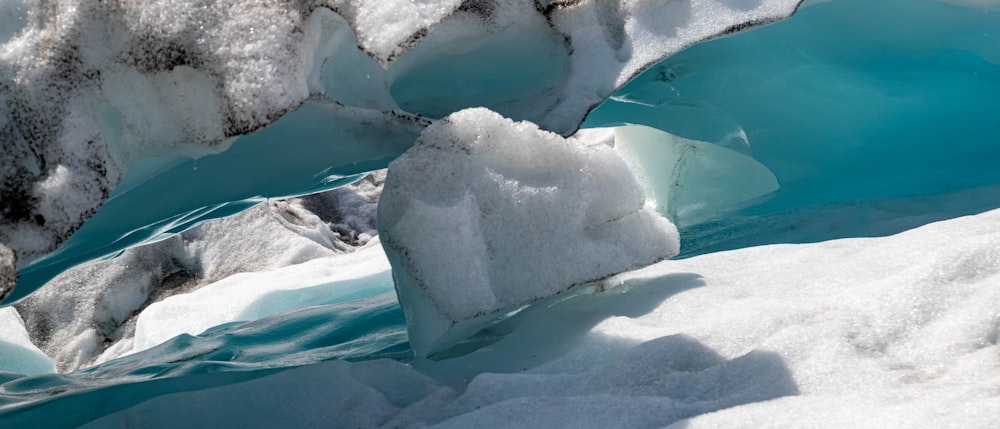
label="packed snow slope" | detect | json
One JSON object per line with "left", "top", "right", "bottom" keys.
{"left": 2, "top": 206, "right": 999, "bottom": 427}
{"left": 0, "top": 0, "right": 802, "bottom": 303}
{"left": 13, "top": 173, "right": 386, "bottom": 372}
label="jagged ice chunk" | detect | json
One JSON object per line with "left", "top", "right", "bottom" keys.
{"left": 377, "top": 108, "right": 679, "bottom": 356}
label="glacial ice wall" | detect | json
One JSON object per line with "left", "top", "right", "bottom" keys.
{"left": 588, "top": 0, "right": 1000, "bottom": 218}
{"left": 0, "top": 0, "right": 803, "bottom": 304}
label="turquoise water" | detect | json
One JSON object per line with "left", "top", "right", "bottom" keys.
{"left": 586, "top": 0, "right": 1000, "bottom": 252}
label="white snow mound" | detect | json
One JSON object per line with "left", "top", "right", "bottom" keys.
{"left": 378, "top": 108, "right": 679, "bottom": 356}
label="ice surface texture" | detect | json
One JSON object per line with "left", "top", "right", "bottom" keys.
{"left": 0, "top": 0, "right": 802, "bottom": 303}
{"left": 4, "top": 207, "right": 1000, "bottom": 427}
{"left": 378, "top": 108, "right": 679, "bottom": 356}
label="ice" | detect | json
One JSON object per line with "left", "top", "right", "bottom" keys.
{"left": 378, "top": 108, "right": 679, "bottom": 356}
{"left": 2, "top": 0, "right": 1000, "bottom": 426}
{"left": 0, "top": 1, "right": 420, "bottom": 300}
{"left": 16, "top": 174, "right": 386, "bottom": 371}
{"left": 0, "top": 0, "right": 800, "bottom": 301}
{"left": 599, "top": 0, "right": 1000, "bottom": 215}
{"left": 608, "top": 124, "right": 778, "bottom": 226}
{"left": 4, "top": 208, "right": 1000, "bottom": 426}
{"left": 79, "top": 360, "right": 401, "bottom": 429}
{"left": 334, "top": 0, "right": 465, "bottom": 64}
{"left": 132, "top": 239, "right": 391, "bottom": 353}
{"left": 0, "top": 307, "right": 54, "bottom": 375}
{"left": 0, "top": 0, "right": 327, "bottom": 279}
{"left": 8, "top": 101, "right": 423, "bottom": 304}
{"left": 387, "top": 13, "right": 569, "bottom": 120}
{"left": 0, "top": 0, "right": 31, "bottom": 45}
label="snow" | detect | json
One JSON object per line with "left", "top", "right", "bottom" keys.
{"left": 1, "top": 0, "right": 999, "bottom": 426}
{"left": 588, "top": 0, "right": 1000, "bottom": 216}
{"left": 4, "top": 208, "right": 1000, "bottom": 426}
{"left": 378, "top": 108, "right": 679, "bottom": 356}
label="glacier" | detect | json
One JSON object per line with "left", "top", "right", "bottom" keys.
{"left": 1, "top": 0, "right": 1000, "bottom": 427}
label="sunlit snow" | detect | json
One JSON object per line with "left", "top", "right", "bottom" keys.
{"left": 1, "top": 0, "right": 1000, "bottom": 427}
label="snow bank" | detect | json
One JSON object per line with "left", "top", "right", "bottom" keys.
{"left": 378, "top": 108, "right": 679, "bottom": 356}
{"left": 6, "top": 207, "right": 1000, "bottom": 427}
{"left": 401, "top": 206, "right": 1000, "bottom": 426}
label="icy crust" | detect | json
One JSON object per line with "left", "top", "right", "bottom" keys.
{"left": 0, "top": 0, "right": 800, "bottom": 303}
{"left": 378, "top": 108, "right": 679, "bottom": 356}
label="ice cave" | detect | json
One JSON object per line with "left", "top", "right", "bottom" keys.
{"left": 1, "top": 0, "right": 999, "bottom": 427}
